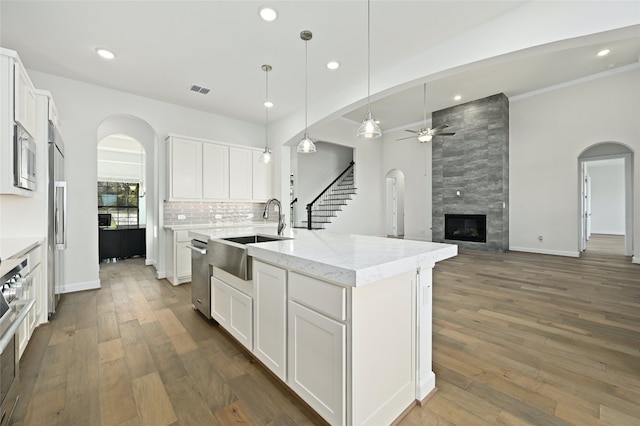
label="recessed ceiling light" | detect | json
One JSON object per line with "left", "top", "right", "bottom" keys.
{"left": 259, "top": 7, "right": 277, "bottom": 22}
{"left": 327, "top": 61, "right": 340, "bottom": 70}
{"left": 454, "top": 95, "right": 462, "bottom": 101}
{"left": 597, "top": 49, "right": 610, "bottom": 57}
{"left": 96, "top": 48, "right": 115, "bottom": 60}
{"left": 264, "top": 100, "right": 274, "bottom": 108}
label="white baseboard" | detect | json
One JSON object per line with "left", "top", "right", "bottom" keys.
{"left": 509, "top": 246, "right": 580, "bottom": 258}
{"left": 633, "top": 256, "right": 640, "bottom": 265}
{"left": 145, "top": 258, "right": 156, "bottom": 267}
{"left": 59, "top": 280, "right": 100, "bottom": 294}
{"left": 416, "top": 371, "right": 436, "bottom": 401}
{"left": 403, "top": 235, "right": 432, "bottom": 242}
{"left": 156, "top": 270, "right": 166, "bottom": 279}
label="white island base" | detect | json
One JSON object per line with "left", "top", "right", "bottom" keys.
{"left": 191, "top": 228, "right": 457, "bottom": 425}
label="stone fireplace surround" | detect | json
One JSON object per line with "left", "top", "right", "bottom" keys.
{"left": 431, "top": 93, "right": 509, "bottom": 251}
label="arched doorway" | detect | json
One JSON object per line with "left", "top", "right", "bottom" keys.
{"left": 578, "top": 142, "right": 633, "bottom": 257}
{"left": 97, "top": 115, "right": 159, "bottom": 268}
{"left": 386, "top": 169, "right": 405, "bottom": 238}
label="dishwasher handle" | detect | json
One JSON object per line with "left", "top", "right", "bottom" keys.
{"left": 186, "top": 245, "right": 207, "bottom": 255}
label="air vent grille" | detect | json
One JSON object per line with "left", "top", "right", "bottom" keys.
{"left": 190, "top": 85, "right": 210, "bottom": 95}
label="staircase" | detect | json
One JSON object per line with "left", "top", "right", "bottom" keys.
{"left": 303, "top": 162, "right": 356, "bottom": 230}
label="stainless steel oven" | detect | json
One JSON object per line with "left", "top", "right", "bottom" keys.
{"left": 13, "top": 123, "right": 36, "bottom": 191}
{"left": 0, "top": 259, "right": 35, "bottom": 426}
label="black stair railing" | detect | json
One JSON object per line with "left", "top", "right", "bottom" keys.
{"left": 306, "top": 161, "right": 355, "bottom": 230}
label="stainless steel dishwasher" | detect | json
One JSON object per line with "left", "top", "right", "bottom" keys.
{"left": 187, "top": 239, "right": 210, "bottom": 318}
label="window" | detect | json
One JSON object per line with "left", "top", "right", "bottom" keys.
{"left": 97, "top": 181, "right": 139, "bottom": 227}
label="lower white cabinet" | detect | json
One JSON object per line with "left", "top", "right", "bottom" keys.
{"left": 18, "top": 244, "right": 44, "bottom": 359}
{"left": 166, "top": 230, "right": 191, "bottom": 285}
{"left": 288, "top": 300, "right": 346, "bottom": 426}
{"left": 211, "top": 275, "right": 253, "bottom": 350}
{"left": 253, "top": 260, "right": 287, "bottom": 380}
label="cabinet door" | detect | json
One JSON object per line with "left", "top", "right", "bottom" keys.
{"left": 229, "top": 147, "right": 252, "bottom": 200}
{"left": 211, "top": 276, "right": 253, "bottom": 350}
{"left": 203, "top": 143, "right": 229, "bottom": 200}
{"left": 14, "top": 61, "right": 37, "bottom": 137}
{"left": 176, "top": 241, "right": 191, "bottom": 279}
{"left": 211, "top": 276, "right": 230, "bottom": 326}
{"left": 288, "top": 301, "right": 345, "bottom": 425}
{"left": 253, "top": 260, "right": 287, "bottom": 380}
{"left": 169, "top": 137, "right": 202, "bottom": 200}
{"left": 252, "top": 150, "right": 272, "bottom": 201}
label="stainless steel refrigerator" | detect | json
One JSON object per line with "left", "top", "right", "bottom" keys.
{"left": 47, "top": 121, "right": 66, "bottom": 317}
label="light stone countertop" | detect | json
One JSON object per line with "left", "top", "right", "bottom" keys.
{"left": 190, "top": 227, "right": 457, "bottom": 287}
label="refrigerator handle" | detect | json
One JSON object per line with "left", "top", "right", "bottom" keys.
{"left": 55, "top": 181, "right": 67, "bottom": 250}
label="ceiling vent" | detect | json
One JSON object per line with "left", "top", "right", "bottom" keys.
{"left": 190, "top": 85, "right": 210, "bottom": 95}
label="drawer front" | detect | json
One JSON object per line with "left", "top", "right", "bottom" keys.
{"left": 176, "top": 230, "right": 190, "bottom": 243}
{"left": 289, "top": 271, "right": 346, "bottom": 322}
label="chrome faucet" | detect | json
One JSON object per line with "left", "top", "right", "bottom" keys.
{"left": 263, "top": 198, "right": 287, "bottom": 235}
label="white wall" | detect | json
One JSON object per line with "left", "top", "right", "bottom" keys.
{"left": 311, "top": 118, "right": 384, "bottom": 236}
{"left": 293, "top": 141, "right": 353, "bottom": 227}
{"left": 27, "top": 70, "right": 264, "bottom": 291}
{"left": 510, "top": 68, "right": 639, "bottom": 258}
{"left": 587, "top": 162, "right": 625, "bottom": 235}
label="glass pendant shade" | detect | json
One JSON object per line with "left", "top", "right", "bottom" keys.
{"left": 259, "top": 147, "right": 272, "bottom": 164}
{"left": 357, "top": 111, "right": 382, "bottom": 139}
{"left": 417, "top": 134, "right": 432, "bottom": 143}
{"left": 297, "top": 134, "right": 316, "bottom": 153}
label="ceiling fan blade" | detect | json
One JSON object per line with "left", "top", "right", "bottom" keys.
{"left": 396, "top": 136, "right": 417, "bottom": 141}
{"left": 434, "top": 132, "right": 456, "bottom": 136}
{"left": 430, "top": 124, "right": 450, "bottom": 132}
{"left": 405, "top": 129, "right": 419, "bottom": 134}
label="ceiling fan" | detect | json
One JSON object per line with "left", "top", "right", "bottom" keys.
{"left": 396, "top": 83, "right": 455, "bottom": 143}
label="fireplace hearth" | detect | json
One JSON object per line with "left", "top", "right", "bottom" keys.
{"left": 445, "top": 214, "right": 487, "bottom": 243}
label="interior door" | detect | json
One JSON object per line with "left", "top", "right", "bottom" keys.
{"left": 580, "top": 162, "right": 588, "bottom": 252}
{"left": 386, "top": 177, "right": 397, "bottom": 237}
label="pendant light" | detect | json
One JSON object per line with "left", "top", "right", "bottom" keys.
{"left": 259, "top": 64, "right": 273, "bottom": 164}
{"left": 297, "top": 30, "right": 316, "bottom": 154}
{"left": 356, "top": 0, "right": 382, "bottom": 139}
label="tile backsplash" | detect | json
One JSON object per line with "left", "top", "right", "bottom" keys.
{"left": 164, "top": 201, "right": 277, "bottom": 226}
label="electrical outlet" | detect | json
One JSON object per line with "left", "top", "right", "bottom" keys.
{"left": 538, "top": 235, "right": 543, "bottom": 241}
{"left": 178, "top": 214, "right": 186, "bottom": 220}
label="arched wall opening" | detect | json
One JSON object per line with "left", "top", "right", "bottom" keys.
{"left": 578, "top": 141, "right": 634, "bottom": 257}
{"left": 97, "top": 115, "right": 159, "bottom": 268}
{"left": 385, "top": 169, "right": 405, "bottom": 238}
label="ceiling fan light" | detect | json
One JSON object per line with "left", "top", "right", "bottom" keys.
{"left": 357, "top": 111, "right": 382, "bottom": 139}
{"left": 297, "top": 134, "right": 316, "bottom": 153}
{"left": 259, "top": 147, "right": 272, "bottom": 164}
{"left": 418, "top": 134, "right": 432, "bottom": 143}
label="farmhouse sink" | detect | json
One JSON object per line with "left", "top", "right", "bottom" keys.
{"left": 208, "top": 234, "right": 291, "bottom": 280}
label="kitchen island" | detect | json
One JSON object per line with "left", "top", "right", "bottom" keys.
{"left": 190, "top": 226, "right": 457, "bottom": 425}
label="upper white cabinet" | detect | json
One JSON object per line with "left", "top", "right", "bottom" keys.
{"left": 203, "top": 142, "right": 229, "bottom": 200}
{"left": 229, "top": 147, "right": 253, "bottom": 200}
{"left": 252, "top": 150, "right": 272, "bottom": 202}
{"left": 168, "top": 136, "right": 203, "bottom": 200}
{"left": 166, "top": 134, "right": 271, "bottom": 202}
{"left": 14, "top": 60, "right": 37, "bottom": 138}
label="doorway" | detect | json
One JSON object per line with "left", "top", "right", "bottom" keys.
{"left": 579, "top": 143, "right": 633, "bottom": 257}
{"left": 385, "top": 169, "right": 405, "bottom": 238}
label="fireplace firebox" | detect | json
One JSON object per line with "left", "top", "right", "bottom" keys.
{"left": 445, "top": 214, "right": 487, "bottom": 243}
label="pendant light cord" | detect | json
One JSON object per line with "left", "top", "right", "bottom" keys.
{"left": 367, "top": 0, "right": 371, "bottom": 111}
{"left": 265, "top": 69, "right": 269, "bottom": 148}
{"left": 304, "top": 38, "right": 309, "bottom": 136}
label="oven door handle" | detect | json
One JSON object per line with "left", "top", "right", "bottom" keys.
{"left": 0, "top": 299, "right": 34, "bottom": 355}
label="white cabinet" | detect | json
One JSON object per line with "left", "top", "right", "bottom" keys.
{"left": 165, "top": 230, "right": 191, "bottom": 285}
{"left": 166, "top": 135, "right": 270, "bottom": 202}
{"left": 48, "top": 96, "right": 61, "bottom": 134}
{"left": 287, "top": 271, "right": 346, "bottom": 425}
{"left": 203, "top": 142, "right": 229, "bottom": 200}
{"left": 167, "top": 136, "right": 202, "bottom": 200}
{"left": 229, "top": 147, "right": 252, "bottom": 200}
{"left": 211, "top": 275, "right": 253, "bottom": 350}
{"left": 252, "top": 150, "right": 272, "bottom": 201}
{"left": 253, "top": 260, "right": 287, "bottom": 380}
{"left": 18, "top": 243, "right": 44, "bottom": 359}
{"left": 14, "top": 60, "right": 37, "bottom": 138}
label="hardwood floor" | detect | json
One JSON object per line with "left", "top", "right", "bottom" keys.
{"left": 12, "top": 249, "right": 640, "bottom": 425}
{"left": 587, "top": 234, "right": 625, "bottom": 255}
